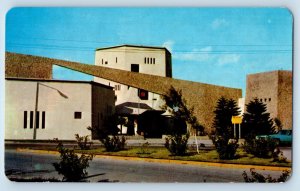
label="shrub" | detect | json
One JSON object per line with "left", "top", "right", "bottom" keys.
{"left": 211, "top": 136, "right": 239, "bottom": 159}
{"left": 165, "top": 134, "right": 189, "bottom": 156}
{"left": 243, "top": 138, "right": 277, "bottom": 158}
{"left": 242, "top": 168, "right": 290, "bottom": 182}
{"left": 53, "top": 142, "right": 93, "bottom": 181}
{"left": 272, "top": 147, "right": 287, "bottom": 163}
{"left": 102, "top": 135, "right": 126, "bottom": 152}
{"left": 75, "top": 134, "right": 93, "bottom": 150}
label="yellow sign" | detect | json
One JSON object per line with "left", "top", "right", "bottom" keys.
{"left": 231, "top": 116, "right": 242, "bottom": 124}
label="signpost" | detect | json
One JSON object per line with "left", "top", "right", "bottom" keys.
{"left": 231, "top": 116, "right": 242, "bottom": 139}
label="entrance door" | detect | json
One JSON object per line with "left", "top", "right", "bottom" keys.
{"left": 131, "top": 64, "right": 139, "bottom": 73}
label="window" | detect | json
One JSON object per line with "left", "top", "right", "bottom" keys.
{"left": 150, "top": 58, "right": 152, "bottom": 64}
{"left": 264, "top": 98, "right": 267, "bottom": 102}
{"left": 147, "top": 58, "right": 149, "bottom": 64}
{"left": 138, "top": 89, "right": 149, "bottom": 100}
{"left": 74, "top": 112, "right": 82, "bottom": 119}
{"left": 30, "top": 111, "right": 34, "bottom": 129}
{"left": 23, "top": 111, "right": 27, "bottom": 129}
{"left": 144, "top": 57, "right": 146, "bottom": 64}
{"left": 153, "top": 58, "right": 155, "bottom": 64}
{"left": 35, "top": 111, "right": 40, "bottom": 129}
{"left": 42, "top": 111, "right": 45, "bottom": 129}
{"left": 131, "top": 64, "right": 139, "bottom": 72}
{"left": 101, "top": 59, "right": 103, "bottom": 65}
{"left": 116, "top": 57, "right": 118, "bottom": 63}
{"left": 260, "top": 99, "right": 262, "bottom": 102}
{"left": 105, "top": 61, "right": 108, "bottom": 65}
{"left": 269, "top": 98, "right": 271, "bottom": 101}
{"left": 115, "top": 84, "right": 121, "bottom": 91}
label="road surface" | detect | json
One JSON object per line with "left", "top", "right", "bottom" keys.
{"left": 4, "top": 149, "right": 289, "bottom": 182}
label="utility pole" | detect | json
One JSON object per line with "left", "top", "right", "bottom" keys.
{"left": 33, "top": 82, "right": 39, "bottom": 140}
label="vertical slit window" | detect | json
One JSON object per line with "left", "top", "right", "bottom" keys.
{"left": 116, "top": 57, "right": 118, "bottom": 63}
{"left": 153, "top": 58, "right": 155, "bottom": 64}
{"left": 150, "top": 58, "right": 152, "bottom": 64}
{"left": 144, "top": 57, "right": 146, "bottom": 64}
{"left": 36, "top": 111, "right": 40, "bottom": 129}
{"left": 24, "top": 111, "right": 27, "bottom": 129}
{"left": 101, "top": 59, "right": 103, "bottom": 65}
{"left": 30, "top": 111, "right": 34, "bottom": 129}
{"left": 42, "top": 111, "right": 45, "bottom": 129}
{"left": 147, "top": 58, "right": 149, "bottom": 64}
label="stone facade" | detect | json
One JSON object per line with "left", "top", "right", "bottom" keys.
{"left": 245, "top": 70, "right": 292, "bottom": 129}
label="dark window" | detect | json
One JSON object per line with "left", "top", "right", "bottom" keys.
{"left": 144, "top": 57, "right": 146, "bottom": 64}
{"left": 116, "top": 57, "right": 118, "bottom": 63}
{"left": 42, "top": 111, "right": 45, "bottom": 129}
{"left": 24, "top": 111, "right": 27, "bottom": 129}
{"left": 101, "top": 59, "right": 103, "bottom": 65}
{"left": 30, "top": 111, "right": 34, "bottom": 129}
{"left": 131, "top": 64, "right": 139, "bottom": 72}
{"left": 264, "top": 98, "right": 267, "bottom": 102}
{"left": 153, "top": 58, "right": 155, "bottom": 64}
{"left": 147, "top": 58, "right": 149, "bottom": 64}
{"left": 138, "top": 89, "right": 149, "bottom": 100}
{"left": 150, "top": 58, "right": 152, "bottom": 64}
{"left": 74, "top": 112, "right": 82, "bottom": 119}
{"left": 260, "top": 99, "right": 262, "bottom": 102}
{"left": 35, "top": 111, "right": 40, "bottom": 129}
{"left": 269, "top": 98, "right": 271, "bottom": 101}
{"left": 105, "top": 61, "right": 108, "bottom": 64}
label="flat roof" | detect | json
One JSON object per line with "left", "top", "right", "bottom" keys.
{"left": 5, "top": 77, "right": 113, "bottom": 89}
{"left": 95, "top": 44, "right": 171, "bottom": 54}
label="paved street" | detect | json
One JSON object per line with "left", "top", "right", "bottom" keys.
{"left": 5, "top": 149, "right": 289, "bottom": 183}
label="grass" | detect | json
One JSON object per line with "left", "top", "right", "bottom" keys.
{"left": 76, "top": 147, "right": 291, "bottom": 167}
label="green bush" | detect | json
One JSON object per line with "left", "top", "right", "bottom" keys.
{"left": 102, "top": 135, "right": 126, "bottom": 152}
{"left": 211, "top": 136, "right": 239, "bottom": 159}
{"left": 165, "top": 134, "right": 189, "bottom": 156}
{"left": 53, "top": 142, "right": 93, "bottom": 182}
{"left": 243, "top": 138, "right": 277, "bottom": 158}
{"left": 75, "top": 134, "right": 93, "bottom": 150}
{"left": 242, "top": 168, "right": 290, "bottom": 182}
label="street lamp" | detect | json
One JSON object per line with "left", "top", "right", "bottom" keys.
{"left": 33, "top": 82, "right": 68, "bottom": 140}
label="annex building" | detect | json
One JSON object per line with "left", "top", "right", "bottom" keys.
{"left": 245, "top": 70, "right": 292, "bottom": 130}
{"left": 5, "top": 78, "right": 114, "bottom": 140}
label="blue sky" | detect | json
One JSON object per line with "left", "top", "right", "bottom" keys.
{"left": 6, "top": 8, "right": 293, "bottom": 95}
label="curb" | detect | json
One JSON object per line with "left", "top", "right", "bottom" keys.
{"left": 16, "top": 148, "right": 291, "bottom": 172}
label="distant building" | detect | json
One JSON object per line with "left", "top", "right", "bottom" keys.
{"left": 245, "top": 70, "right": 292, "bottom": 129}
{"left": 5, "top": 78, "right": 114, "bottom": 140}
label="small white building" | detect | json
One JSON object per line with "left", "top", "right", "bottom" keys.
{"left": 94, "top": 45, "right": 172, "bottom": 113}
{"left": 5, "top": 78, "right": 115, "bottom": 140}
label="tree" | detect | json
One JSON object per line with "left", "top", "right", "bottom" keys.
{"left": 212, "top": 97, "right": 240, "bottom": 139}
{"left": 242, "top": 98, "right": 275, "bottom": 141}
{"left": 274, "top": 117, "right": 283, "bottom": 132}
{"left": 161, "top": 86, "right": 204, "bottom": 154}
{"left": 161, "top": 86, "right": 204, "bottom": 135}
{"left": 210, "top": 97, "right": 241, "bottom": 159}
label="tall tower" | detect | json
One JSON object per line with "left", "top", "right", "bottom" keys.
{"left": 94, "top": 44, "right": 172, "bottom": 116}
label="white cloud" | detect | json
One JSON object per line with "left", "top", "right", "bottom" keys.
{"left": 173, "top": 46, "right": 215, "bottom": 62}
{"left": 217, "top": 54, "right": 241, "bottom": 65}
{"left": 211, "top": 18, "right": 229, "bottom": 29}
{"left": 162, "top": 40, "right": 175, "bottom": 52}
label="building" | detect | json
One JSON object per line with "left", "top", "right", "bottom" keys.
{"left": 5, "top": 52, "right": 242, "bottom": 136}
{"left": 94, "top": 45, "right": 172, "bottom": 113}
{"left": 94, "top": 45, "right": 173, "bottom": 136}
{"left": 5, "top": 78, "right": 115, "bottom": 140}
{"left": 245, "top": 70, "right": 292, "bottom": 129}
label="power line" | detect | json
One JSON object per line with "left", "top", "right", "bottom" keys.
{"left": 6, "top": 42, "right": 292, "bottom": 54}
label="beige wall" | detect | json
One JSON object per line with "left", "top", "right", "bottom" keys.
{"left": 245, "top": 70, "right": 292, "bottom": 129}
{"left": 91, "top": 83, "right": 115, "bottom": 136}
{"left": 5, "top": 79, "right": 113, "bottom": 140}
